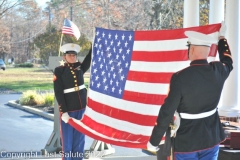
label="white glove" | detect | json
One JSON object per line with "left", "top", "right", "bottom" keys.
{"left": 171, "top": 112, "right": 181, "bottom": 137}
{"left": 61, "top": 112, "right": 70, "bottom": 123}
{"left": 147, "top": 141, "right": 159, "bottom": 152}
{"left": 219, "top": 21, "right": 226, "bottom": 37}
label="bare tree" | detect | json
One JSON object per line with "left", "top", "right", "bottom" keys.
{"left": 0, "top": 20, "right": 10, "bottom": 59}
{"left": 2, "top": 0, "right": 47, "bottom": 63}
{"left": 0, "top": 0, "right": 21, "bottom": 19}
{"left": 143, "top": 0, "right": 184, "bottom": 30}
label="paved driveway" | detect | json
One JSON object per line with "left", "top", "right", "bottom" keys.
{"left": 0, "top": 94, "right": 53, "bottom": 152}
{"left": 0, "top": 94, "right": 155, "bottom": 160}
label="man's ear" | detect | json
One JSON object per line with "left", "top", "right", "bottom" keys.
{"left": 190, "top": 46, "right": 194, "bottom": 56}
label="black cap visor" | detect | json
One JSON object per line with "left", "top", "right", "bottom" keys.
{"left": 65, "top": 51, "right": 77, "bottom": 55}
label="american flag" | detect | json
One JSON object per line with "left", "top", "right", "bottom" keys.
{"left": 68, "top": 24, "right": 221, "bottom": 148}
{"left": 62, "top": 18, "right": 81, "bottom": 40}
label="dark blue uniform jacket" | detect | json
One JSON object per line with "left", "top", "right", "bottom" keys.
{"left": 54, "top": 49, "right": 92, "bottom": 113}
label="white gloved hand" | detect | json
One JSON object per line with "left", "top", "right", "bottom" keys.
{"left": 147, "top": 141, "right": 159, "bottom": 152}
{"left": 219, "top": 21, "right": 226, "bottom": 37}
{"left": 61, "top": 112, "right": 71, "bottom": 123}
{"left": 171, "top": 112, "right": 181, "bottom": 137}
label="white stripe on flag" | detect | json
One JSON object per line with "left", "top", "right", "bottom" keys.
{"left": 88, "top": 89, "right": 160, "bottom": 116}
{"left": 83, "top": 107, "right": 153, "bottom": 135}
{"left": 130, "top": 61, "right": 189, "bottom": 72}
{"left": 130, "top": 57, "right": 216, "bottom": 73}
{"left": 207, "top": 57, "right": 217, "bottom": 62}
{"left": 125, "top": 81, "right": 169, "bottom": 95}
{"left": 133, "top": 31, "right": 219, "bottom": 52}
{"left": 133, "top": 38, "right": 188, "bottom": 51}
{"left": 72, "top": 118, "right": 146, "bottom": 143}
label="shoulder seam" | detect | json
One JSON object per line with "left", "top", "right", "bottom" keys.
{"left": 176, "top": 66, "right": 191, "bottom": 75}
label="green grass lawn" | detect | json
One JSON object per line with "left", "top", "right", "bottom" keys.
{"left": 0, "top": 67, "right": 89, "bottom": 92}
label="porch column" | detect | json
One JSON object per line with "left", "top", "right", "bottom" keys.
{"left": 184, "top": 0, "right": 199, "bottom": 27}
{"left": 209, "top": 0, "right": 224, "bottom": 24}
{"left": 218, "top": 0, "right": 240, "bottom": 117}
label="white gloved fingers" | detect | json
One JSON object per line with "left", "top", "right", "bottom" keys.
{"left": 61, "top": 112, "right": 70, "bottom": 123}
{"left": 219, "top": 21, "right": 227, "bottom": 37}
{"left": 171, "top": 112, "right": 181, "bottom": 137}
{"left": 147, "top": 141, "right": 159, "bottom": 152}
{"left": 159, "top": 140, "right": 165, "bottom": 145}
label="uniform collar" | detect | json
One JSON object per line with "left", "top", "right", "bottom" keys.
{"left": 190, "top": 59, "right": 208, "bottom": 66}
{"left": 65, "top": 62, "right": 79, "bottom": 66}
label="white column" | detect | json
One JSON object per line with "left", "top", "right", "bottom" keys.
{"left": 209, "top": 0, "right": 224, "bottom": 24}
{"left": 184, "top": 0, "right": 199, "bottom": 27}
{"left": 209, "top": 0, "right": 224, "bottom": 61}
{"left": 218, "top": 0, "right": 240, "bottom": 117}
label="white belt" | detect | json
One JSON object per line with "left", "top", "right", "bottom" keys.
{"left": 180, "top": 108, "right": 217, "bottom": 119}
{"left": 63, "top": 85, "right": 86, "bottom": 94}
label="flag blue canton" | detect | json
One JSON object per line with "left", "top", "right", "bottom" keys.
{"left": 63, "top": 19, "right": 71, "bottom": 27}
{"left": 90, "top": 28, "right": 134, "bottom": 99}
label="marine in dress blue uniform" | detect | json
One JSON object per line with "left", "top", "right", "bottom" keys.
{"left": 148, "top": 22, "right": 233, "bottom": 160}
{"left": 53, "top": 43, "right": 92, "bottom": 160}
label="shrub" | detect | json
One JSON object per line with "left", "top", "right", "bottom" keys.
{"left": 19, "top": 90, "right": 45, "bottom": 106}
{"left": 19, "top": 90, "right": 55, "bottom": 107}
{"left": 14, "top": 63, "right": 33, "bottom": 68}
{"left": 43, "top": 93, "right": 54, "bottom": 107}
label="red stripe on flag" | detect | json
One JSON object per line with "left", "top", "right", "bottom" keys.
{"left": 123, "top": 90, "right": 167, "bottom": 105}
{"left": 68, "top": 118, "right": 149, "bottom": 148}
{"left": 134, "top": 23, "right": 221, "bottom": 41}
{"left": 62, "top": 30, "right": 74, "bottom": 34}
{"left": 62, "top": 26, "right": 74, "bottom": 35}
{"left": 132, "top": 50, "right": 188, "bottom": 62}
{"left": 62, "top": 30, "right": 73, "bottom": 33}
{"left": 79, "top": 116, "right": 151, "bottom": 142}
{"left": 62, "top": 32, "right": 74, "bottom": 35}
{"left": 127, "top": 71, "right": 173, "bottom": 83}
{"left": 88, "top": 98, "right": 158, "bottom": 126}
{"left": 209, "top": 44, "right": 218, "bottom": 57}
